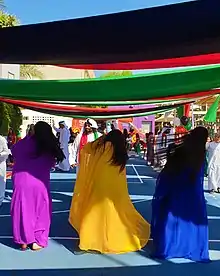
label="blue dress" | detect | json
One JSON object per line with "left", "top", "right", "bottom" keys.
{"left": 151, "top": 166, "right": 210, "bottom": 262}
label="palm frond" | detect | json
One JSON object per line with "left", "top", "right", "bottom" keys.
{"left": 0, "top": 11, "right": 19, "bottom": 27}
{"left": 0, "top": 0, "right": 5, "bottom": 10}
{"left": 20, "top": 65, "right": 44, "bottom": 80}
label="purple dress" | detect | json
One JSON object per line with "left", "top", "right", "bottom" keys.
{"left": 11, "top": 136, "right": 55, "bottom": 247}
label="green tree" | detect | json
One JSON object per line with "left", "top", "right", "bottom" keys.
{"left": 0, "top": 0, "right": 5, "bottom": 10}
{"left": 101, "top": 70, "right": 132, "bottom": 78}
{"left": 0, "top": 10, "right": 45, "bottom": 135}
{"left": 0, "top": 11, "right": 19, "bottom": 27}
{"left": 0, "top": 11, "right": 22, "bottom": 135}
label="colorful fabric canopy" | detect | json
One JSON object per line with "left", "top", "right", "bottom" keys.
{"left": 0, "top": 97, "right": 193, "bottom": 116}
{"left": 0, "top": 1, "right": 220, "bottom": 64}
{"left": 60, "top": 54, "right": 220, "bottom": 70}
{"left": 44, "top": 90, "right": 219, "bottom": 106}
{"left": 0, "top": 97, "right": 191, "bottom": 119}
{"left": 0, "top": 65, "right": 220, "bottom": 102}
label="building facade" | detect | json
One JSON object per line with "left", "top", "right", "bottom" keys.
{"left": 0, "top": 64, "right": 20, "bottom": 79}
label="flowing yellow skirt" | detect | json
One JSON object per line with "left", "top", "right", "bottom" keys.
{"left": 69, "top": 141, "right": 150, "bottom": 254}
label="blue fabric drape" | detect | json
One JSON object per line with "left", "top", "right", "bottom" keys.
{"left": 151, "top": 166, "right": 210, "bottom": 262}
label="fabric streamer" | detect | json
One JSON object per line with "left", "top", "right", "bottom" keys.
{"left": 0, "top": 1, "right": 220, "bottom": 64}
{"left": 0, "top": 65, "right": 220, "bottom": 102}
{"left": 43, "top": 90, "right": 219, "bottom": 106}
{"left": 8, "top": 103, "right": 183, "bottom": 119}
{"left": 0, "top": 97, "right": 193, "bottom": 116}
{"left": 59, "top": 53, "right": 220, "bottom": 70}
{"left": 204, "top": 95, "right": 220, "bottom": 123}
{"left": 0, "top": 97, "right": 194, "bottom": 119}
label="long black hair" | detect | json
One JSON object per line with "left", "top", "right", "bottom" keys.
{"left": 95, "top": 129, "right": 128, "bottom": 172}
{"left": 34, "top": 121, "right": 65, "bottom": 163}
{"left": 163, "top": 126, "right": 208, "bottom": 181}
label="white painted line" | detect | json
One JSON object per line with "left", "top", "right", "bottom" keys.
{"left": 132, "top": 164, "right": 143, "bottom": 183}
{"left": 53, "top": 210, "right": 69, "bottom": 214}
{"left": 0, "top": 236, "right": 219, "bottom": 244}
{"left": 0, "top": 236, "right": 79, "bottom": 240}
{"left": 208, "top": 216, "right": 220, "bottom": 219}
{"left": 49, "top": 175, "right": 153, "bottom": 181}
{"left": 50, "top": 175, "right": 153, "bottom": 180}
{"left": 126, "top": 164, "right": 147, "bottom": 168}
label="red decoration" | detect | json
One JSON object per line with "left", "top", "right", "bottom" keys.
{"left": 58, "top": 53, "right": 220, "bottom": 70}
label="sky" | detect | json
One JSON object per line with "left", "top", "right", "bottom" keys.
{"left": 4, "top": 0, "right": 193, "bottom": 25}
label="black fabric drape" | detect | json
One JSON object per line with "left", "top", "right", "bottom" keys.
{"left": 0, "top": 0, "right": 220, "bottom": 65}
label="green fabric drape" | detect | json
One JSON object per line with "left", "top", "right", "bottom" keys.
{"left": 204, "top": 95, "right": 220, "bottom": 122}
{"left": 0, "top": 65, "right": 220, "bottom": 102}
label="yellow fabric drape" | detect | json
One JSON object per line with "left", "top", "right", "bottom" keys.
{"left": 69, "top": 139, "right": 150, "bottom": 254}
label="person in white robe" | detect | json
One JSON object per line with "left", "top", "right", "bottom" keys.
{"left": 0, "top": 135, "right": 10, "bottom": 206}
{"left": 69, "top": 118, "right": 102, "bottom": 171}
{"left": 156, "top": 127, "right": 169, "bottom": 167}
{"left": 53, "top": 120, "right": 70, "bottom": 172}
{"left": 207, "top": 133, "right": 220, "bottom": 193}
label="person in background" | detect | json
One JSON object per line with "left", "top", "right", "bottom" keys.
{"left": 134, "top": 133, "right": 141, "bottom": 156}
{"left": 16, "top": 128, "right": 22, "bottom": 141}
{"left": 7, "top": 128, "right": 17, "bottom": 165}
{"left": 0, "top": 134, "right": 10, "bottom": 207}
{"left": 151, "top": 127, "right": 210, "bottom": 262}
{"left": 123, "top": 128, "right": 128, "bottom": 148}
{"left": 53, "top": 121, "right": 70, "bottom": 172}
{"left": 207, "top": 133, "right": 220, "bottom": 193}
{"left": 69, "top": 118, "right": 102, "bottom": 170}
{"left": 7, "top": 128, "right": 17, "bottom": 148}
{"left": 11, "top": 121, "right": 65, "bottom": 251}
{"left": 26, "top": 124, "right": 35, "bottom": 137}
{"left": 69, "top": 127, "right": 75, "bottom": 144}
{"left": 69, "top": 130, "right": 150, "bottom": 254}
{"left": 204, "top": 136, "right": 212, "bottom": 177}
{"left": 146, "top": 132, "right": 154, "bottom": 166}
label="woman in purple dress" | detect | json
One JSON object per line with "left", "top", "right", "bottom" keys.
{"left": 11, "top": 121, "right": 65, "bottom": 251}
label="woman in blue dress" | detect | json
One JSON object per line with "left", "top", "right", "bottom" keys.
{"left": 151, "top": 126, "right": 210, "bottom": 262}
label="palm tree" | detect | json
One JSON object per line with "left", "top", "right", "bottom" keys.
{"left": 0, "top": 0, "right": 5, "bottom": 10}
{"left": 0, "top": 11, "right": 19, "bottom": 28}
{"left": 20, "top": 65, "right": 44, "bottom": 80}
{"left": 101, "top": 70, "right": 132, "bottom": 78}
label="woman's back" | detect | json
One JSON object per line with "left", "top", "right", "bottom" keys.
{"left": 151, "top": 127, "right": 209, "bottom": 262}
{"left": 12, "top": 137, "right": 55, "bottom": 182}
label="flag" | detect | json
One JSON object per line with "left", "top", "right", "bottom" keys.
{"left": 176, "top": 104, "right": 190, "bottom": 118}
{"left": 204, "top": 95, "right": 220, "bottom": 122}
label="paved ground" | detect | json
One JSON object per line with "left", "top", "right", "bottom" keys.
{"left": 1, "top": 157, "right": 220, "bottom": 275}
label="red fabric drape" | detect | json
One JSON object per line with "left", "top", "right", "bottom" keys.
{"left": 184, "top": 104, "right": 191, "bottom": 117}
{"left": 0, "top": 89, "right": 217, "bottom": 113}
{"left": 58, "top": 53, "right": 220, "bottom": 70}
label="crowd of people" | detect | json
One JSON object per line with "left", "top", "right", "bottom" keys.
{"left": 0, "top": 119, "right": 216, "bottom": 262}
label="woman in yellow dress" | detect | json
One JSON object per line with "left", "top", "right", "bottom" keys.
{"left": 69, "top": 129, "right": 150, "bottom": 254}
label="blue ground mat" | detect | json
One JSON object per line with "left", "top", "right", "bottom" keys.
{"left": 1, "top": 158, "right": 220, "bottom": 275}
